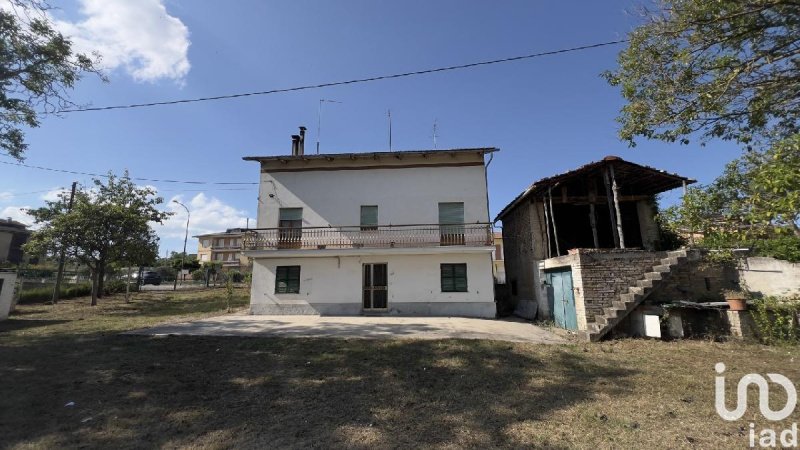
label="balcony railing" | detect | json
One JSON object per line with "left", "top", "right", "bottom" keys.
{"left": 242, "top": 223, "right": 493, "bottom": 251}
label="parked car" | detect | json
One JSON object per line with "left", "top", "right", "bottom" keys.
{"left": 140, "top": 270, "right": 162, "bottom": 286}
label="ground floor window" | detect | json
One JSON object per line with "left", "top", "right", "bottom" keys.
{"left": 441, "top": 263, "right": 468, "bottom": 292}
{"left": 275, "top": 266, "right": 301, "bottom": 294}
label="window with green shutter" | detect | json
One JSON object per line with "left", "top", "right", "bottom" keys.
{"left": 441, "top": 263, "right": 468, "bottom": 292}
{"left": 439, "top": 202, "right": 465, "bottom": 245}
{"left": 275, "top": 266, "right": 301, "bottom": 294}
{"left": 360, "top": 205, "right": 378, "bottom": 231}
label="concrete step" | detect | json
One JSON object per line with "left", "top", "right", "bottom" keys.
{"left": 644, "top": 271, "right": 663, "bottom": 281}
{"left": 636, "top": 279, "right": 654, "bottom": 289}
{"left": 603, "top": 307, "right": 622, "bottom": 318}
{"left": 652, "top": 264, "right": 671, "bottom": 273}
{"left": 577, "top": 331, "right": 592, "bottom": 342}
{"left": 595, "top": 316, "right": 608, "bottom": 326}
{"left": 667, "top": 249, "right": 688, "bottom": 258}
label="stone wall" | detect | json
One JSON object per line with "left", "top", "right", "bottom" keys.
{"left": 500, "top": 202, "right": 538, "bottom": 318}
{"left": 648, "top": 252, "right": 738, "bottom": 303}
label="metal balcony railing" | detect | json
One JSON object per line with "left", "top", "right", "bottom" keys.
{"left": 242, "top": 223, "right": 493, "bottom": 251}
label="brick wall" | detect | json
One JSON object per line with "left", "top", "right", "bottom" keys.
{"left": 545, "top": 249, "right": 665, "bottom": 327}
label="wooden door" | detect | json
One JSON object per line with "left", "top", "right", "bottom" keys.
{"left": 546, "top": 268, "right": 577, "bottom": 330}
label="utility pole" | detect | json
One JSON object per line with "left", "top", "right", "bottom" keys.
{"left": 52, "top": 182, "right": 77, "bottom": 304}
{"left": 173, "top": 200, "right": 190, "bottom": 291}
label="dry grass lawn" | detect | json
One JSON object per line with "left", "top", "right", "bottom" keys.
{"left": 1, "top": 290, "right": 798, "bottom": 449}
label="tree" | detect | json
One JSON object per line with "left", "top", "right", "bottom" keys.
{"left": 661, "top": 135, "right": 800, "bottom": 260}
{"left": 25, "top": 172, "right": 170, "bottom": 305}
{"left": 1, "top": 1, "right": 103, "bottom": 160}
{"left": 605, "top": 1, "right": 800, "bottom": 147}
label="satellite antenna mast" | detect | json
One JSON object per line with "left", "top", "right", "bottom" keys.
{"left": 388, "top": 109, "right": 393, "bottom": 151}
{"left": 432, "top": 119, "right": 439, "bottom": 149}
{"left": 317, "top": 99, "right": 341, "bottom": 154}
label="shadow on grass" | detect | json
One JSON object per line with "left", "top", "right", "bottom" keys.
{"left": 0, "top": 319, "right": 71, "bottom": 332}
{"left": 0, "top": 331, "right": 635, "bottom": 448}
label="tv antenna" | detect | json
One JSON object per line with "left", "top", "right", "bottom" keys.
{"left": 432, "top": 119, "right": 439, "bottom": 149}
{"left": 317, "top": 99, "right": 342, "bottom": 154}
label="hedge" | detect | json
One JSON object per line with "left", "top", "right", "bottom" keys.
{"left": 18, "top": 280, "right": 139, "bottom": 304}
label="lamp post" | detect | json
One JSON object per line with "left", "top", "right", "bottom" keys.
{"left": 173, "top": 200, "right": 190, "bottom": 291}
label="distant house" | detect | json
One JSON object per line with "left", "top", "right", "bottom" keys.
{"left": 496, "top": 156, "right": 699, "bottom": 341}
{"left": 0, "top": 218, "right": 31, "bottom": 265}
{"left": 195, "top": 229, "right": 250, "bottom": 271}
{"left": 241, "top": 127, "right": 497, "bottom": 317}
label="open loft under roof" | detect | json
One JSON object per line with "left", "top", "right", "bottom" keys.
{"left": 496, "top": 155, "right": 695, "bottom": 221}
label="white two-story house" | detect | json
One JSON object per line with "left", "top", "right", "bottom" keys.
{"left": 242, "top": 131, "right": 497, "bottom": 318}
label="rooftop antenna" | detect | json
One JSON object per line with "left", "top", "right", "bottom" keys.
{"left": 317, "top": 99, "right": 342, "bottom": 154}
{"left": 388, "top": 109, "right": 392, "bottom": 151}
{"left": 432, "top": 119, "right": 439, "bottom": 149}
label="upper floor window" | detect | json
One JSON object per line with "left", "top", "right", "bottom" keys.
{"left": 278, "top": 208, "right": 303, "bottom": 249}
{"left": 360, "top": 205, "right": 378, "bottom": 231}
{"left": 439, "top": 202, "right": 465, "bottom": 245}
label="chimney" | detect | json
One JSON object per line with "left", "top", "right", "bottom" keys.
{"left": 298, "top": 126, "right": 306, "bottom": 155}
{"left": 291, "top": 135, "right": 300, "bottom": 155}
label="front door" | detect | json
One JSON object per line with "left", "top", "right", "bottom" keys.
{"left": 363, "top": 263, "right": 388, "bottom": 311}
{"left": 545, "top": 268, "right": 577, "bottom": 330}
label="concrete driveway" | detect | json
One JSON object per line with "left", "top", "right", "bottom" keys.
{"left": 129, "top": 315, "right": 566, "bottom": 344}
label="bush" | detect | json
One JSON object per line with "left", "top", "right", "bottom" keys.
{"left": 751, "top": 297, "right": 800, "bottom": 345}
{"left": 191, "top": 270, "right": 206, "bottom": 281}
{"left": 19, "top": 283, "right": 92, "bottom": 303}
{"left": 228, "top": 270, "right": 244, "bottom": 283}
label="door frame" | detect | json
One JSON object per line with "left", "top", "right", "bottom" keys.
{"left": 362, "top": 262, "right": 388, "bottom": 311}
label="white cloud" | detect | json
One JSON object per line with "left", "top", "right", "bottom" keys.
{"left": 54, "top": 0, "right": 191, "bottom": 83}
{"left": 0, "top": 206, "right": 34, "bottom": 226}
{"left": 156, "top": 192, "right": 250, "bottom": 243}
{"left": 40, "top": 187, "right": 69, "bottom": 202}
{"left": 0, "top": 192, "right": 12, "bottom": 202}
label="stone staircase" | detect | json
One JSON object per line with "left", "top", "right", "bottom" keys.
{"left": 578, "top": 249, "right": 689, "bottom": 342}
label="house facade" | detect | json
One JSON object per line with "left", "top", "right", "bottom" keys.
{"left": 195, "top": 229, "right": 250, "bottom": 270}
{"left": 242, "top": 139, "right": 497, "bottom": 318}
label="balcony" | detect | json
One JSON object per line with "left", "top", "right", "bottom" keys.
{"left": 211, "top": 244, "right": 241, "bottom": 250}
{"left": 242, "top": 223, "right": 493, "bottom": 251}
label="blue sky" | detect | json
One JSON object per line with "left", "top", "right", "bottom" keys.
{"left": 0, "top": 0, "right": 744, "bottom": 255}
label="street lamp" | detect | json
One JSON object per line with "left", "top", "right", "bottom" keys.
{"left": 173, "top": 200, "right": 190, "bottom": 291}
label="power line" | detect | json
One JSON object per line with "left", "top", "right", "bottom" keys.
{"left": 60, "top": 39, "right": 628, "bottom": 113}
{"left": 0, "top": 160, "right": 259, "bottom": 185}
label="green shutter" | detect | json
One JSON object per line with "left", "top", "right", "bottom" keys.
{"left": 441, "top": 263, "right": 468, "bottom": 292}
{"left": 438, "top": 202, "right": 464, "bottom": 224}
{"left": 360, "top": 205, "right": 378, "bottom": 228}
{"left": 279, "top": 208, "right": 303, "bottom": 221}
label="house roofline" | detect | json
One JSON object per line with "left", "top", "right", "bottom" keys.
{"left": 242, "top": 147, "right": 498, "bottom": 163}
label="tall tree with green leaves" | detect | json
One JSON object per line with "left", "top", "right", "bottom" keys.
{"left": 605, "top": 0, "right": 800, "bottom": 147}
{"left": 1, "top": 0, "right": 103, "bottom": 160}
{"left": 25, "top": 173, "right": 170, "bottom": 305}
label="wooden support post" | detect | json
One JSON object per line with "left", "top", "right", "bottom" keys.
{"left": 609, "top": 165, "right": 626, "bottom": 249}
{"left": 588, "top": 179, "right": 599, "bottom": 248}
{"left": 542, "top": 198, "right": 552, "bottom": 258}
{"left": 548, "top": 187, "right": 561, "bottom": 256}
{"left": 603, "top": 169, "right": 621, "bottom": 248}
